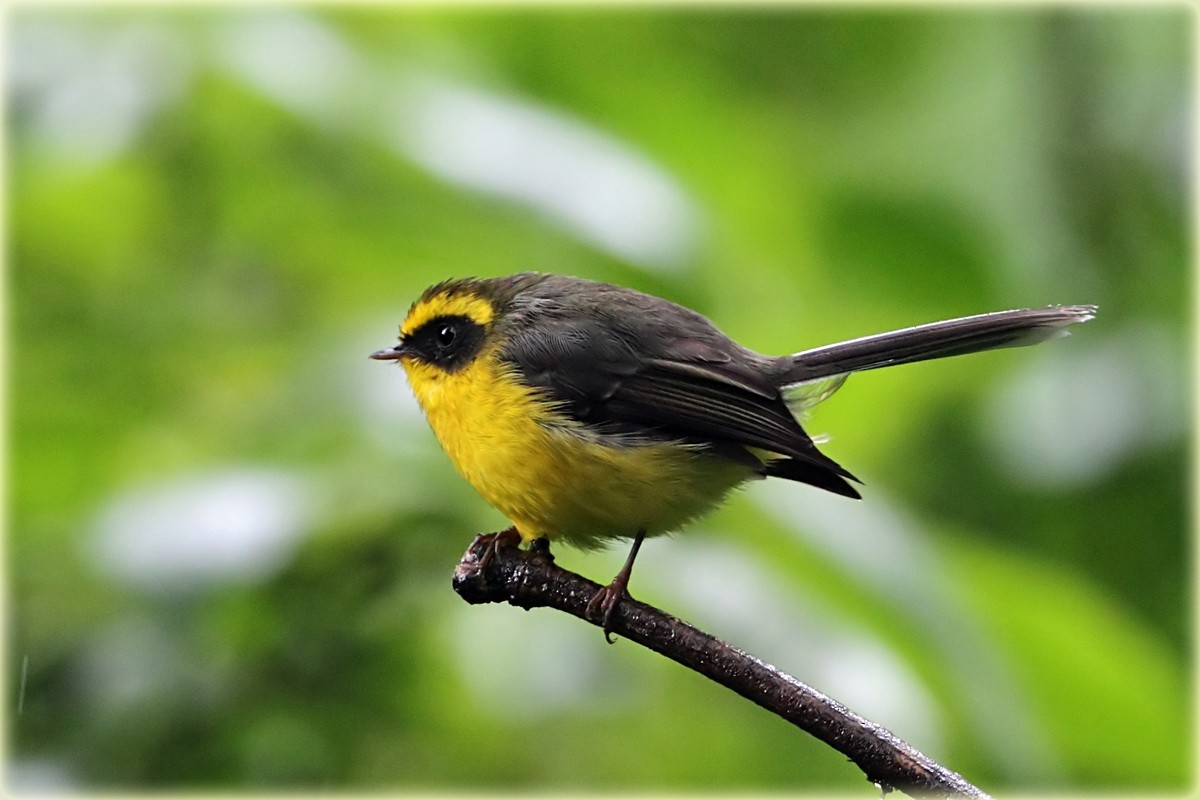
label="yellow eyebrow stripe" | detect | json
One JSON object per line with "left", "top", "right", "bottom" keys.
{"left": 402, "top": 293, "right": 495, "bottom": 337}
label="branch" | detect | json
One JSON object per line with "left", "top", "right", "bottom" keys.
{"left": 452, "top": 533, "right": 991, "bottom": 799}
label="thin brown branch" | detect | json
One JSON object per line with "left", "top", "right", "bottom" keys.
{"left": 452, "top": 533, "right": 991, "bottom": 799}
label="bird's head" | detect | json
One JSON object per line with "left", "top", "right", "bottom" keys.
{"left": 370, "top": 277, "right": 503, "bottom": 375}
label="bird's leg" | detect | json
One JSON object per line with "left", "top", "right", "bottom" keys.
{"left": 586, "top": 529, "right": 646, "bottom": 644}
{"left": 477, "top": 526, "right": 521, "bottom": 573}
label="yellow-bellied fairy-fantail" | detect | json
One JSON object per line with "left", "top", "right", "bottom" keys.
{"left": 372, "top": 273, "right": 1095, "bottom": 638}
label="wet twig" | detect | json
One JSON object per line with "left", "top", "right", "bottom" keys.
{"left": 451, "top": 533, "right": 991, "bottom": 799}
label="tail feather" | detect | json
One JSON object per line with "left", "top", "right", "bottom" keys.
{"left": 764, "top": 456, "right": 862, "bottom": 499}
{"left": 779, "top": 305, "right": 1097, "bottom": 385}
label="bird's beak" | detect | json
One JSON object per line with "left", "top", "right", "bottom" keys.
{"left": 369, "top": 343, "right": 407, "bottom": 361}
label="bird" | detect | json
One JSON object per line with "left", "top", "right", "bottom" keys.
{"left": 371, "top": 272, "right": 1095, "bottom": 640}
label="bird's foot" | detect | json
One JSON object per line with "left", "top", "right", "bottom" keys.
{"left": 585, "top": 529, "right": 646, "bottom": 644}
{"left": 586, "top": 579, "right": 630, "bottom": 645}
{"left": 477, "top": 526, "right": 521, "bottom": 573}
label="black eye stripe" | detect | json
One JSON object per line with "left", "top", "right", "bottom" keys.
{"left": 404, "top": 314, "right": 485, "bottom": 372}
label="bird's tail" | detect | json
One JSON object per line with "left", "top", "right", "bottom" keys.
{"left": 778, "top": 305, "right": 1097, "bottom": 388}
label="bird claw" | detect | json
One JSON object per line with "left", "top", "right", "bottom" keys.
{"left": 586, "top": 580, "right": 629, "bottom": 644}
{"left": 585, "top": 529, "right": 645, "bottom": 644}
{"left": 477, "top": 526, "right": 521, "bottom": 573}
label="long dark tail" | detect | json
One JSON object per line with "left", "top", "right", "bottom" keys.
{"left": 778, "top": 305, "right": 1097, "bottom": 385}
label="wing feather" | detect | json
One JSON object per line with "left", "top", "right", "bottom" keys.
{"left": 501, "top": 312, "right": 859, "bottom": 496}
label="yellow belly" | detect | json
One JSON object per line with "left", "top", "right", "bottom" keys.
{"left": 403, "top": 353, "right": 755, "bottom": 549}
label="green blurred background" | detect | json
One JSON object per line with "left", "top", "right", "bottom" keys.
{"left": 7, "top": 4, "right": 1192, "bottom": 794}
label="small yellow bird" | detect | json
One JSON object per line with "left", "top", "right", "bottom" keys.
{"left": 372, "top": 273, "right": 1094, "bottom": 638}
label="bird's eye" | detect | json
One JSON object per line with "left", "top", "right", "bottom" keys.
{"left": 408, "top": 315, "right": 480, "bottom": 369}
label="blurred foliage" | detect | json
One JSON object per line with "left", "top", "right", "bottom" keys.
{"left": 7, "top": 4, "right": 1191, "bottom": 794}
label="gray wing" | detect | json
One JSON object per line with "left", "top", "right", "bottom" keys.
{"left": 499, "top": 292, "right": 859, "bottom": 498}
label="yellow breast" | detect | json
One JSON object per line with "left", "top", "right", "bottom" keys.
{"left": 402, "top": 351, "right": 754, "bottom": 548}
